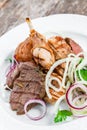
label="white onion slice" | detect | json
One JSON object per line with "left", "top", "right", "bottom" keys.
{"left": 48, "top": 76, "right": 62, "bottom": 92}
{"left": 45, "top": 57, "right": 73, "bottom": 99}
{"left": 62, "top": 57, "right": 72, "bottom": 88}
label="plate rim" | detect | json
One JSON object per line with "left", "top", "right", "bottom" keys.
{"left": 1, "top": 13, "right": 87, "bottom": 38}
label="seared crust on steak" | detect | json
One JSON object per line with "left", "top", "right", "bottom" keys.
{"left": 9, "top": 62, "right": 45, "bottom": 115}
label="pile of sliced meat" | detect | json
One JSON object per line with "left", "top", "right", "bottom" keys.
{"left": 7, "top": 62, "right": 45, "bottom": 115}
{"left": 6, "top": 23, "right": 83, "bottom": 115}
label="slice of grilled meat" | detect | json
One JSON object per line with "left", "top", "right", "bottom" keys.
{"left": 7, "top": 62, "right": 45, "bottom": 115}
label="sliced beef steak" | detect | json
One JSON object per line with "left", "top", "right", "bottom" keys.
{"left": 9, "top": 62, "right": 45, "bottom": 115}
{"left": 65, "top": 38, "right": 83, "bottom": 54}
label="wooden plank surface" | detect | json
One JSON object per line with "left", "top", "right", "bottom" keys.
{"left": 0, "top": 0, "right": 87, "bottom": 36}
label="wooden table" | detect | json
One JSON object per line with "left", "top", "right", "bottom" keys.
{"left": 0, "top": 0, "right": 87, "bottom": 36}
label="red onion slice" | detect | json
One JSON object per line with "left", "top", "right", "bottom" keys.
{"left": 66, "top": 83, "right": 87, "bottom": 110}
{"left": 24, "top": 99, "right": 47, "bottom": 121}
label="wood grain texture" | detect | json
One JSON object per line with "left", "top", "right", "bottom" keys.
{"left": 0, "top": 0, "right": 87, "bottom": 36}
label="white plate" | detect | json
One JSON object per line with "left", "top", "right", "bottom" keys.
{"left": 0, "top": 14, "right": 87, "bottom": 130}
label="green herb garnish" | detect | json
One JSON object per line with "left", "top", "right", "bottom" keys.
{"left": 76, "top": 68, "right": 87, "bottom": 81}
{"left": 80, "top": 69, "right": 87, "bottom": 81}
{"left": 5, "top": 57, "right": 12, "bottom": 63}
{"left": 54, "top": 110, "right": 73, "bottom": 123}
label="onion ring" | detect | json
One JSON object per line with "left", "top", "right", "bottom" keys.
{"left": 24, "top": 99, "right": 47, "bottom": 121}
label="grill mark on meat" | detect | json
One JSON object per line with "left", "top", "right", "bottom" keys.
{"left": 18, "top": 72, "right": 42, "bottom": 82}
{"left": 10, "top": 92, "right": 40, "bottom": 105}
{"left": 12, "top": 81, "right": 44, "bottom": 95}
